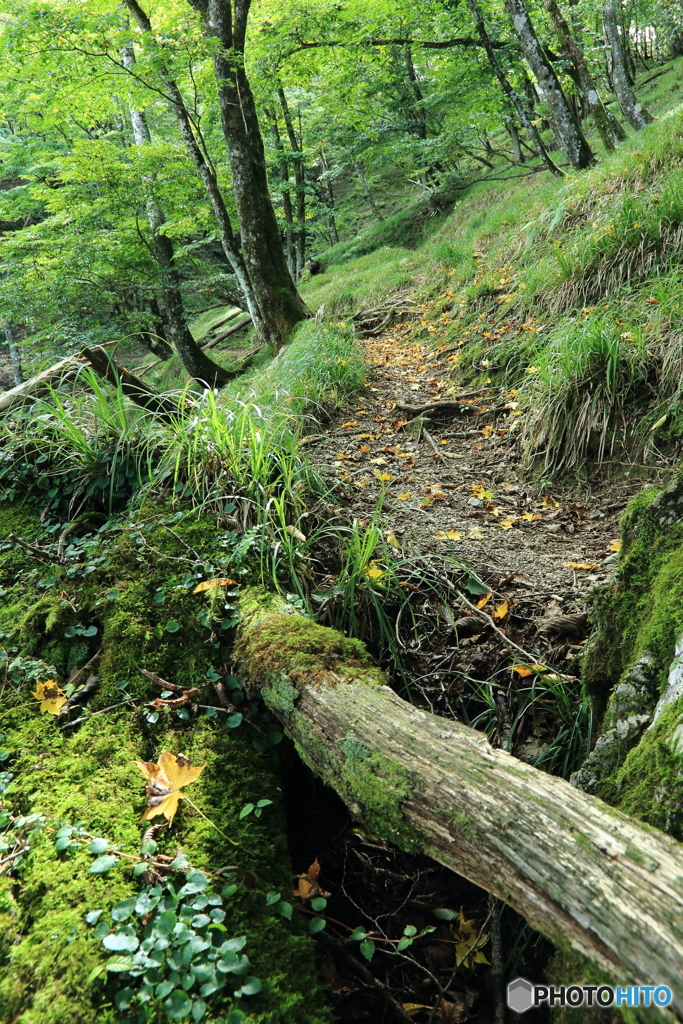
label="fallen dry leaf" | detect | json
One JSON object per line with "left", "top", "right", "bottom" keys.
{"left": 564, "top": 561, "right": 598, "bottom": 570}
{"left": 476, "top": 593, "right": 492, "bottom": 609}
{"left": 436, "top": 530, "right": 462, "bottom": 541}
{"left": 135, "top": 751, "right": 206, "bottom": 825}
{"left": 397, "top": 492, "right": 413, "bottom": 500}
{"left": 33, "top": 679, "right": 67, "bottom": 716}
{"left": 285, "top": 524, "right": 307, "bottom": 542}
{"left": 192, "top": 577, "right": 237, "bottom": 593}
{"left": 374, "top": 471, "right": 393, "bottom": 483}
{"left": 512, "top": 664, "right": 547, "bottom": 677}
{"left": 608, "top": 539, "right": 622, "bottom": 552}
{"left": 520, "top": 512, "right": 542, "bottom": 522}
{"left": 385, "top": 530, "right": 400, "bottom": 547}
{"left": 500, "top": 518, "right": 516, "bottom": 530}
{"left": 468, "top": 527, "right": 484, "bottom": 540}
{"left": 492, "top": 601, "right": 509, "bottom": 620}
{"left": 293, "top": 858, "right": 331, "bottom": 901}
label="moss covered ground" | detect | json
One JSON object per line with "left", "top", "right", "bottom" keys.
{"left": 0, "top": 500, "right": 331, "bottom": 1024}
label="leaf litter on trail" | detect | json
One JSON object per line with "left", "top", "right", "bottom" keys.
{"left": 436, "top": 530, "right": 462, "bottom": 541}
{"left": 135, "top": 751, "right": 206, "bottom": 825}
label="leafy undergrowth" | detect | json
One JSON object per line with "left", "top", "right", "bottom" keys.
{"left": 0, "top": 501, "right": 331, "bottom": 1024}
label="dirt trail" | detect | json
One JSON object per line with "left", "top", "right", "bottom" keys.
{"left": 306, "top": 329, "right": 648, "bottom": 691}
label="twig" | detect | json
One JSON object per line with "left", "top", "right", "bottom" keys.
{"left": 422, "top": 428, "right": 443, "bottom": 461}
{"left": 317, "top": 931, "right": 415, "bottom": 1024}
{"left": 60, "top": 697, "right": 139, "bottom": 729}
{"left": 0, "top": 845, "right": 30, "bottom": 871}
{"left": 7, "top": 533, "right": 62, "bottom": 563}
{"left": 161, "top": 525, "right": 204, "bottom": 562}
{"left": 456, "top": 590, "right": 541, "bottom": 662}
{"left": 138, "top": 667, "right": 184, "bottom": 695}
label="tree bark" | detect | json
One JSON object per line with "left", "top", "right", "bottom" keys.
{"left": 265, "top": 107, "right": 297, "bottom": 277}
{"left": 237, "top": 593, "right": 683, "bottom": 1011}
{"left": 603, "top": 0, "right": 654, "bottom": 130}
{"left": 544, "top": 0, "right": 625, "bottom": 150}
{"left": 466, "top": 0, "right": 564, "bottom": 177}
{"left": 80, "top": 346, "right": 184, "bottom": 419}
{"left": 121, "top": 43, "right": 233, "bottom": 387}
{"left": 502, "top": 0, "right": 594, "bottom": 169}
{"left": 278, "top": 87, "right": 306, "bottom": 279}
{"left": 319, "top": 150, "right": 340, "bottom": 246}
{"left": 0, "top": 356, "right": 80, "bottom": 414}
{"left": 185, "top": 0, "right": 309, "bottom": 350}
{"left": 4, "top": 322, "right": 23, "bottom": 386}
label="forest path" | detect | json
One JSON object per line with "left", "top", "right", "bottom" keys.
{"left": 306, "top": 328, "right": 646, "bottom": 687}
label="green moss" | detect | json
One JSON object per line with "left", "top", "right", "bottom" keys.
{"left": 335, "top": 735, "right": 423, "bottom": 852}
{"left": 598, "top": 698, "right": 683, "bottom": 836}
{"left": 447, "top": 809, "right": 477, "bottom": 841}
{"left": 237, "top": 611, "right": 372, "bottom": 685}
{"left": 0, "top": 503, "right": 331, "bottom": 1024}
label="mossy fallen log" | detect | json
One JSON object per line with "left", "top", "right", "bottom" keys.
{"left": 237, "top": 590, "right": 683, "bottom": 1014}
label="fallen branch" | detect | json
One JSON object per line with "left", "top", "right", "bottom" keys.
{"left": 237, "top": 592, "right": 683, "bottom": 1010}
{"left": 202, "top": 317, "right": 252, "bottom": 349}
{"left": 0, "top": 357, "right": 82, "bottom": 415}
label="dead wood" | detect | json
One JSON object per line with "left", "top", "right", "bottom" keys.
{"left": 80, "top": 347, "right": 183, "bottom": 419}
{"left": 396, "top": 399, "right": 506, "bottom": 420}
{"left": 0, "top": 357, "right": 82, "bottom": 414}
{"left": 202, "top": 317, "right": 252, "bottom": 348}
{"left": 237, "top": 593, "right": 683, "bottom": 1011}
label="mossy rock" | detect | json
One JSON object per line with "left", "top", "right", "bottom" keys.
{"left": 577, "top": 473, "right": 683, "bottom": 839}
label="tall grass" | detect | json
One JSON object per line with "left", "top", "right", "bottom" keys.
{"left": 0, "top": 322, "right": 365, "bottom": 522}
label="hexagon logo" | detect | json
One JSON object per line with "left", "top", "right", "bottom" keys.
{"left": 507, "top": 977, "right": 534, "bottom": 1013}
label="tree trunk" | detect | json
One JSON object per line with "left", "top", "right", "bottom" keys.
{"left": 278, "top": 87, "right": 306, "bottom": 279}
{"left": 4, "top": 322, "right": 23, "bottom": 386}
{"left": 121, "top": 44, "right": 232, "bottom": 387}
{"left": 265, "top": 107, "right": 297, "bottom": 277}
{"left": 0, "top": 356, "right": 79, "bottom": 414}
{"left": 466, "top": 0, "right": 564, "bottom": 177}
{"left": 319, "top": 150, "right": 340, "bottom": 246}
{"left": 185, "top": 0, "right": 309, "bottom": 350}
{"left": 353, "top": 160, "right": 383, "bottom": 219}
{"left": 544, "top": 0, "right": 624, "bottom": 151}
{"left": 236, "top": 592, "right": 683, "bottom": 1011}
{"left": 603, "top": 0, "right": 654, "bottom": 130}
{"left": 502, "top": 0, "right": 594, "bottom": 169}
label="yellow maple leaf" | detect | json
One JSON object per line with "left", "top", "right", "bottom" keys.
{"left": 492, "top": 601, "right": 509, "bottom": 620}
{"left": 476, "top": 593, "right": 492, "bottom": 610}
{"left": 565, "top": 561, "right": 598, "bottom": 570}
{"left": 500, "top": 518, "right": 516, "bottom": 530}
{"left": 608, "top": 539, "right": 622, "bottom": 552}
{"left": 135, "top": 751, "right": 206, "bottom": 825}
{"left": 397, "top": 492, "right": 413, "bottom": 500}
{"left": 452, "top": 909, "right": 490, "bottom": 969}
{"left": 365, "top": 563, "right": 385, "bottom": 581}
{"left": 470, "top": 483, "right": 494, "bottom": 500}
{"left": 512, "top": 664, "right": 547, "bottom": 677}
{"left": 192, "top": 578, "right": 237, "bottom": 594}
{"left": 436, "top": 530, "right": 462, "bottom": 541}
{"left": 341, "top": 421, "right": 358, "bottom": 428}
{"left": 32, "top": 679, "right": 67, "bottom": 716}
{"left": 374, "top": 471, "right": 393, "bottom": 482}
{"left": 385, "top": 530, "right": 400, "bottom": 547}
{"left": 520, "top": 512, "right": 542, "bottom": 522}
{"left": 468, "top": 526, "right": 483, "bottom": 540}
{"left": 480, "top": 424, "right": 493, "bottom": 438}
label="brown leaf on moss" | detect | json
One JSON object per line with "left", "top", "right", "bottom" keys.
{"left": 135, "top": 751, "right": 206, "bottom": 825}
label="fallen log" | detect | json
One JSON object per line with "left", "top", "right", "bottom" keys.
{"left": 396, "top": 399, "right": 506, "bottom": 420}
{"left": 236, "top": 591, "right": 683, "bottom": 1013}
{"left": 80, "top": 346, "right": 183, "bottom": 419}
{"left": 202, "top": 316, "right": 252, "bottom": 349}
{"left": 0, "top": 356, "right": 81, "bottom": 414}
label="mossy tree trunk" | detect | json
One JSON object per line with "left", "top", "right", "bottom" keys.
{"left": 237, "top": 591, "right": 683, "bottom": 1013}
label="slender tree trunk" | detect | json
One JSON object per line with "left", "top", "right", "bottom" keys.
{"left": 143, "top": 296, "right": 174, "bottom": 360}
{"left": 185, "top": 0, "right": 309, "bottom": 350}
{"left": 502, "top": 0, "right": 594, "bottom": 168}
{"left": 265, "top": 107, "right": 297, "bottom": 277}
{"left": 466, "top": 0, "right": 564, "bottom": 176}
{"left": 278, "top": 87, "right": 306, "bottom": 279}
{"left": 603, "top": 0, "right": 654, "bottom": 129}
{"left": 319, "top": 150, "right": 340, "bottom": 246}
{"left": 544, "top": 0, "right": 624, "bottom": 150}
{"left": 4, "top": 322, "right": 23, "bottom": 386}
{"left": 505, "top": 116, "right": 525, "bottom": 163}
{"left": 237, "top": 593, "right": 683, "bottom": 1014}
{"left": 122, "top": 1, "right": 267, "bottom": 346}
{"left": 404, "top": 44, "right": 428, "bottom": 141}
{"left": 121, "top": 45, "right": 232, "bottom": 387}
{"left": 353, "top": 160, "right": 383, "bottom": 219}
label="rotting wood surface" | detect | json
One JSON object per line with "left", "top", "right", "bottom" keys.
{"left": 239, "top": 597, "right": 683, "bottom": 1014}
